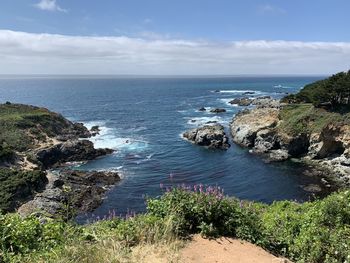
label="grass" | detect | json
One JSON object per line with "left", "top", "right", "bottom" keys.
{"left": 0, "top": 168, "right": 47, "bottom": 212}
{"left": 278, "top": 103, "right": 350, "bottom": 136}
{"left": 1, "top": 187, "right": 350, "bottom": 263}
{"left": 0, "top": 103, "right": 71, "bottom": 151}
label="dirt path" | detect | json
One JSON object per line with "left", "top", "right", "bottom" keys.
{"left": 180, "top": 235, "right": 292, "bottom": 263}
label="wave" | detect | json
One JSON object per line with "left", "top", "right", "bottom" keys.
{"left": 84, "top": 121, "right": 149, "bottom": 153}
{"left": 216, "top": 89, "right": 258, "bottom": 94}
{"left": 219, "top": 98, "right": 239, "bottom": 106}
{"left": 186, "top": 116, "right": 224, "bottom": 126}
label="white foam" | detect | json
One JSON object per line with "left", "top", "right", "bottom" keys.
{"left": 83, "top": 120, "right": 107, "bottom": 130}
{"left": 217, "top": 89, "right": 257, "bottom": 94}
{"left": 186, "top": 116, "right": 223, "bottom": 126}
{"left": 84, "top": 121, "right": 149, "bottom": 153}
{"left": 220, "top": 98, "right": 239, "bottom": 106}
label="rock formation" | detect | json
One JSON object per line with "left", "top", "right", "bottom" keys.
{"left": 183, "top": 124, "right": 230, "bottom": 150}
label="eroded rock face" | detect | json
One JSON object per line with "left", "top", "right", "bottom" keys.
{"left": 18, "top": 170, "right": 121, "bottom": 218}
{"left": 230, "top": 108, "right": 279, "bottom": 148}
{"left": 230, "top": 107, "right": 310, "bottom": 161}
{"left": 230, "top": 104, "right": 350, "bottom": 183}
{"left": 36, "top": 140, "right": 113, "bottom": 169}
{"left": 183, "top": 124, "right": 230, "bottom": 150}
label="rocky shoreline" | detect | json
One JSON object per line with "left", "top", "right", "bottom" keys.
{"left": 230, "top": 101, "right": 350, "bottom": 186}
{"left": 0, "top": 103, "right": 118, "bottom": 218}
{"left": 182, "top": 94, "right": 349, "bottom": 188}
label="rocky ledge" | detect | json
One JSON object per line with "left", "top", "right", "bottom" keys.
{"left": 183, "top": 124, "right": 230, "bottom": 150}
{"left": 18, "top": 170, "right": 120, "bottom": 218}
{"left": 35, "top": 140, "right": 113, "bottom": 169}
{"left": 229, "top": 96, "right": 280, "bottom": 108}
{"left": 230, "top": 104, "right": 350, "bottom": 185}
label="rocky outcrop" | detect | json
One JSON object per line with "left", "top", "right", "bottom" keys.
{"left": 230, "top": 108, "right": 279, "bottom": 148}
{"left": 251, "top": 97, "right": 280, "bottom": 108}
{"left": 230, "top": 105, "right": 350, "bottom": 183}
{"left": 230, "top": 108, "right": 311, "bottom": 162}
{"left": 229, "top": 98, "right": 252, "bottom": 106}
{"left": 18, "top": 170, "right": 121, "bottom": 218}
{"left": 35, "top": 140, "right": 113, "bottom": 169}
{"left": 183, "top": 124, "right": 230, "bottom": 150}
{"left": 90, "top": 125, "right": 100, "bottom": 136}
{"left": 304, "top": 123, "right": 350, "bottom": 184}
{"left": 210, "top": 108, "right": 226, "bottom": 113}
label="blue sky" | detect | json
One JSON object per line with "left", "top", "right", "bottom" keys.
{"left": 1, "top": 0, "right": 350, "bottom": 41}
{"left": 0, "top": 0, "right": 349, "bottom": 74}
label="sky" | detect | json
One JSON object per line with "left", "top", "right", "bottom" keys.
{"left": 0, "top": 0, "right": 349, "bottom": 75}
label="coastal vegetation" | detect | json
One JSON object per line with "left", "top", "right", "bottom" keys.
{"left": 0, "top": 102, "right": 88, "bottom": 153}
{"left": 1, "top": 187, "right": 349, "bottom": 263}
{"left": 278, "top": 103, "right": 350, "bottom": 136}
{"left": 282, "top": 70, "right": 350, "bottom": 109}
{"left": 0, "top": 168, "right": 47, "bottom": 213}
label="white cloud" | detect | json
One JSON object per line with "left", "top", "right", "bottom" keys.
{"left": 0, "top": 29, "right": 349, "bottom": 75}
{"left": 34, "top": 0, "right": 67, "bottom": 12}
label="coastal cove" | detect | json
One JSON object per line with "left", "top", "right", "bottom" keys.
{"left": 0, "top": 76, "right": 333, "bottom": 220}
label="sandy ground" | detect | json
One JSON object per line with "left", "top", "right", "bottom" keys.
{"left": 179, "top": 235, "right": 292, "bottom": 263}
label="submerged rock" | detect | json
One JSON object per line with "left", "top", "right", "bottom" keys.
{"left": 183, "top": 124, "right": 230, "bottom": 150}
{"left": 210, "top": 108, "right": 226, "bottom": 113}
{"left": 198, "top": 107, "right": 206, "bottom": 111}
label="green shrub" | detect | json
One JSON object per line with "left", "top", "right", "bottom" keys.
{"left": 282, "top": 70, "right": 350, "bottom": 108}
{"left": 0, "top": 168, "right": 47, "bottom": 212}
{"left": 147, "top": 186, "right": 264, "bottom": 243}
{"left": 1, "top": 187, "right": 350, "bottom": 263}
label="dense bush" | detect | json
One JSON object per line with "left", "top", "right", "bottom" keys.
{"left": 0, "top": 145, "right": 15, "bottom": 164}
{"left": 1, "top": 187, "right": 350, "bottom": 262}
{"left": 0, "top": 168, "right": 47, "bottom": 212}
{"left": 282, "top": 70, "right": 350, "bottom": 108}
{"left": 148, "top": 187, "right": 350, "bottom": 262}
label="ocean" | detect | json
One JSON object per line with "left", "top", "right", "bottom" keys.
{"left": 0, "top": 75, "right": 327, "bottom": 220}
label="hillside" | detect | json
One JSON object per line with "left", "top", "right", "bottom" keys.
{"left": 0, "top": 102, "right": 90, "bottom": 155}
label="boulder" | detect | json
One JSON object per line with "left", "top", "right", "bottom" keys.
{"left": 90, "top": 125, "right": 101, "bottom": 136}
{"left": 198, "top": 107, "right": 206, "bottom": 111}
{"left": 183, "top": 124, "right": 230, "bottom": 150}
{"left": 267, "top": 149, "right": 289, "bottom": 162}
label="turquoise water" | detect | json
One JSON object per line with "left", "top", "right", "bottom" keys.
{"left": 0, "top": 76, "right": 328, "bottom": 219}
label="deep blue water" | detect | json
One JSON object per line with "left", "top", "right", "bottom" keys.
{"left": 0, "top": 76, "right": 327, "bottom": 219}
